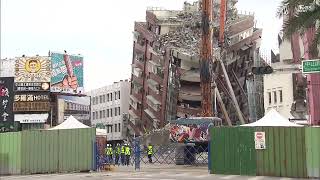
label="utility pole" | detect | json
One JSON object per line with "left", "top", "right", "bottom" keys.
{"left": 200, "top": 0, "right": 213, "bottom": 117}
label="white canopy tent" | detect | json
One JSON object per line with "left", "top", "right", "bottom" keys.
{"left": 48, "top": 115, "right": 90, "bottom": 130}
{"left": 49, "top": 115, "right": 107, "bottom": 136}
{"left": 241, "top": 109, "right": 303, "bottom": 127}
{"left": 96, "top": 128, "right": 107, "bottom": 136}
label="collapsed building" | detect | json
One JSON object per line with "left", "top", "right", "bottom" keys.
{"left": 128, "top": 0, "right": 264, "bottom": 135}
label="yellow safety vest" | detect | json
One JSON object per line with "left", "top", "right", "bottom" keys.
{"left": 147, "top": 145, "right": 153, "bottom": 155}
{"left": 106, "top": 147, "right": 113, "bottom": 155}
{"left": 116, "top": 147, "right": 121, "bottom": 154}
{"left": 125, "top": 147, "right": 131, "bottom": 155}
{"left": 121, "top": 146, "right": 125, "bottom": 154}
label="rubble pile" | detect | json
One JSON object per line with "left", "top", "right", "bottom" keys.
{"left": 156, "top": 11, "right": 202, "bottom": 56}
{"left": 153, "top": 1, "right": 239, "bottom": 57}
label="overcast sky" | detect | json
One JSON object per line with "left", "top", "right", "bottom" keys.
{"left": 1, "top": 0, "right": 282, "bottom": 91}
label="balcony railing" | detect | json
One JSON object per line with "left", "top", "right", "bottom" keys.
{"left": 146, "top": 95, "right": 161, "bottom": 112}
{"left": 132, "top": 67, "right": 143, "bottom": 78}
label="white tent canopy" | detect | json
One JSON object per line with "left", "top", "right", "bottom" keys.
{"left": 96, "top": 128, "right": 107, "bottom": 136}
{"left": 49, "top": 115, "right": 90, "bottom": 130}
{"left": 241, "top": 109, "right": 303, "bottom": 127}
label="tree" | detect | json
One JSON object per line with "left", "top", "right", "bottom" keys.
{"left": 278, "top": 0, "right": 320, "bottom": 56}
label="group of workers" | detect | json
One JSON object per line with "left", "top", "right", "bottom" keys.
{"left": 105, "top": 143, "right": 132, "bottom": 166}
{"left": 104, "top": 143, "right": 154, "bottom": 166}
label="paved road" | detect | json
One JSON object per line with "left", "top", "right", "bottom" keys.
{"left": 1, "top": 165, "right": 311, "bottom": 180}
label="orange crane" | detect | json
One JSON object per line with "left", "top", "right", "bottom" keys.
{"left": 200, "top": 0, "right": 226, "bottom": 117}
{"left": 200, "top": 0, "right": 213, "bottom": 117}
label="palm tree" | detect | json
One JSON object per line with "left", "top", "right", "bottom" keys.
{"left": 278, "top": 0, "right": 320, "bottom": 57}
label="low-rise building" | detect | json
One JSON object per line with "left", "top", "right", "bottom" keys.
{"left": 86, "top": 80, "right": 130, "bottom": 142}
{"left": 263, "top": 37, "right": 307, "bottom": 120}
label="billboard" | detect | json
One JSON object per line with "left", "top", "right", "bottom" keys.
{"left": 169, "top": 124, "right": 209, "bottom": 143}
{"left": 51, "top": 53, "right": 84, "bottom": 94}
{"left": 0, "top": 77, "right": 14, "bottom": 132}
{"left": 57, "top": 95, "right": 90, "bottom": 126}
{"left": 13, "top": 91, "right": 50, "bottom": 112}
{"left": 14, "top": 82, "right": 50, "bottom": 91}
{"left": 15, "top": 56, "right": 51, "bottom": 83}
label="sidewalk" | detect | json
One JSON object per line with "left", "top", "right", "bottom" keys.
{"left": 113, "top": 164, "right": 208, "bottom": 173}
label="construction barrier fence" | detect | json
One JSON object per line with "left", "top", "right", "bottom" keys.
{"left": 209, "top": 127, "right": 320, "bottom": 178}
{"left": 0, "top": 128, "right": 95, "bottom": 175}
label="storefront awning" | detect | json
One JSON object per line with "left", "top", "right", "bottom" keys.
{"left": 15, "top": 113, "right": 48, "bottom": 123}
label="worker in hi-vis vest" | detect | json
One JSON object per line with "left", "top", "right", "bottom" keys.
{"left": 105, "top": 144, "right": 113, "bottom": 164}
{"left": 115, "top": 143, "right": 121, "bottom": 165}
{"left": 120, "top": 144, "right": 125, "bottom": 165}
{"left": 124, "top": 144, "right": 131, "bottom": 166}
{"left": 147, "top": 143, "right": 153, "bottom": 163}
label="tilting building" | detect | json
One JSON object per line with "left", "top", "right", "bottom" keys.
{"left": 129, "top": 1, "right": 263, "bottom": 135}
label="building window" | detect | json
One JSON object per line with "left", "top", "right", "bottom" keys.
{"left": 110, "top": 93, "right": 113, "bottom": 101}
{"left": 110, "top": 109, "right": 113, "bottom": 117}
{"left": 95, "top": 111, "right": 98, "bottom": 119}
{"left": 103, "top": 95, "right": 106, "bottom": 103}
{"left": 110, "top": 125, "right": 113, "bottom": 133}
{"left": 273, "top": 91, "right": 277, "bottom": 103}
{"left": 107, "top": 109, "right": 109, "bottom": 117}
{"left": 95, "top": 97, "right": 99, "bottom": 104}
{"left": 92, "top": 97, "right": 95, "bottom": 105}
{"left": 118, "top": 107, "right": 120, "bottom": 116}
{"left": 107, "top": 126, "right": 109, "bottom": 133}
{"left": 115, "top": 124, "right": 117, "bottom": 132}
{"left": 115, "top": 107, "right": 118, "bottom": 116}
{"left": 92, "top": 112, "right": 95, "bottom": 120}
{"left": 107, "top": 94, "right": 110, "bottom": 101}
{"left": 99, "top": 110, "right": 102, "bottom": 119}
{"left": 268, "top": 92, "right": 271, "bottom": 105}
{"left": 118, "top": 123, "right": 121, "bottom": 132}
{"left": 115, "top": 92, "right": 117, "bottom": 100}
{"left": 118, "top": 91, "right": 120, "bottom": 99}
{"left": 103, "top": 110, "right": 106, "bottom": 118}
{"left": 279, "top": 90, "right": 283, "bottom": 103}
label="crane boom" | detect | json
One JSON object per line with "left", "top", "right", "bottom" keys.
{"left": 219, "top": 0, "right": 226, "bottom": 45}
{"left": 200, "top": 0, "right": 213, "bottom": 117}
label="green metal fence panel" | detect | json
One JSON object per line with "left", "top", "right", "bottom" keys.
{"left": 0, "top": 128, "right": 95, "bottom": 175}
{"left": 239, "top": 127, "right": 256, "bottom": 176}
{"left": 19, "top": 128, "right": 94, "bottom": 174}
{"left": 58, "top": 128, "right": 94, "bottom": 172}
{"left": 305, "top": 127, "right": 320, "bottom": 178}
{"left": 256, "top": 127, "right": 307, "bottom": 178}
{"left": 21, "top": 130, "right": 59, "bottom": 174}
{"left": 209, "top": 127, "right": 256, "bottom": 176}
{"left": 0, "top": 132, "right": 21, "bottom": 175}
